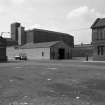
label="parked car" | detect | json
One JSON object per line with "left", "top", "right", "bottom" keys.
{"left": 14, "top": 56, "right": 21, "bottom": 60}
{"left": 20, "top": 55, "right": 27, "bottom": 60}
{"left": 14, "top": 55, "right": 27, "bottom": 60}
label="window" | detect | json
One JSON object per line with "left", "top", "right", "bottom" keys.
{"left": 100, "top": 29, "right": 103, "bottom": 40}
{"left": 96, "top": 28, "right": 104, "bottom": 40}
{"left": 101, "top": 46, "right": 104, "bottom": 55}
{"left": 42, "top": 52, "right": 44, "bottom": 56}
{"left": 92, "top": 30, "right": 97, "bottom": 41}
{"left": 97, "top": 46, "right": 104, "bottom": 56}
{"left": 96, "top": 29, "right": 99, "bottom": 40}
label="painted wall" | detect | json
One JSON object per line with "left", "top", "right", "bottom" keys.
{"left": 21, "top": 48, "right": 50, "bottom": 60}
{"left": 7, "top": 47, "right": 21, "bottom": 60}
{"left": 7, "top": 42, "right": 71, "bottom": 60}
{"left": 7, "top": 47, "right": 50, "bottom": 60}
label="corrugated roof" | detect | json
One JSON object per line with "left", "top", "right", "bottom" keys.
{"left": 21, "top": 41, "right": 61, "bottom": 49}
{"left": 91, "top": 18, "right": 105, "bottom": 28}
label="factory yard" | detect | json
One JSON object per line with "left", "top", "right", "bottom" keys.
{"left": 0, "top": 60, "right": 105, "bottom": 105}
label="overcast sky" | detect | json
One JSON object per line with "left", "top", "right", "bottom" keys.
{"left": 0, "top": 0, "right": 105, "bottom": 44}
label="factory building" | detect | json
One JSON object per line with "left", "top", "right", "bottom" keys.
{"left": 9, "top": 22, "right": 74, "bottom": 60}
{"left": 25, "top": 28, "right": 74, "bottom": 47}
{"left": 11, "top": 22, "right": 74, "bottom": 47}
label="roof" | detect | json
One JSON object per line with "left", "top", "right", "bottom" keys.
{"left": 26, "top": 28, "right": 72, "bottom": 37}
{"left": 21, "top": 41, "right": 61, "bottom": 49}
{"left": 91, "top": 18, "right": 105, "bottom": 28}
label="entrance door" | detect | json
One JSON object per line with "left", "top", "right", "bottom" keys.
{"left": 58, "top": 48, "right": 65, "bottom": 59}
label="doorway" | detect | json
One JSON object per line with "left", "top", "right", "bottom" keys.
{"left": 58, "top": 48, "right": 65, "bottom": 59}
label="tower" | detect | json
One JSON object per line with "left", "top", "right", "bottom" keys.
{"left": 11, "top": 22, "right": 20, "bottom": 42}
{"left": 11, "top": 22, "right": 26, "bottom": 45}
{"left": 18, "top": 26, "right": 26, "bottom": 45}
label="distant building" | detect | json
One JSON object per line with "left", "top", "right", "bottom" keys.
{"left": 25, "top": 28, "right": 74, "bottom": 47}
{"left": 91, "top": 18, "right": 105, "bottom": 60}
{"left": 10, "top": 22, "right": 74, "bottom": 47}
{"left": 0, "top": 37, "right": 7, "bottom": 62}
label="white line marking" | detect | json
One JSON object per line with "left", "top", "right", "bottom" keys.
{"left": 9, "top": 80, "right": 14, "bottom": 82}
{"left": 47, "top": 78, "right": 52, "bottom": 81}
{"left": 15, "top": 67, "right": 22, "bottom": 69}
{"left": 47, "top": 68, "right": 57, "bottom": 70}
{"left": 24, "top": 96, "right": 28, "bottom": 98}
{"left": 76, "top": 96, "right": 80, "bottom": 99}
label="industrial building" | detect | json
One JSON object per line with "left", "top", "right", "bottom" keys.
{"left": 11, "top": 22, "right": 74, "bottom": 47}
{"left": 25, "top": 28, "right": 74, "bottom": 47}
{"left": 7, "top": 22, "right": 74, "bottom": 60}
{"left": 91, "top": 18, "right": 105, "bottom": 61}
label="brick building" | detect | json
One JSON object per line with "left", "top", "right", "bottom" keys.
{"left": 0, "top": 37, "right": 7, "bottom": 62}
{"left": 91, "top": 18, "right": 105, "bottom": 60}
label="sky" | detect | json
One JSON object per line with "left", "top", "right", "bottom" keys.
{"left": 0, "top": 0, "right": 105, "bottom": 44}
